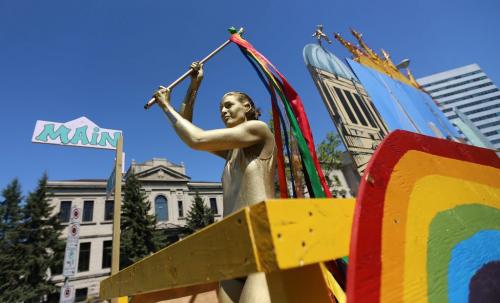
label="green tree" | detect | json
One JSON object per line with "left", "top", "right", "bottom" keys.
{"left": 317, "top": 132, "right": 343, "bottom": 191}
{"left": 269, "top": 115, "right": 343, "bottom": 197}
{"left": 0, "top": 179, "right": 29, "bottom": 302}
{"left": 18, "top": 173, "right": 65, "bottom": 302}
{"left": 120, "top": 172, "right": 162, "bottom": 269}
{"left": 185, "top": 193, "right": 214, "bottom": 233}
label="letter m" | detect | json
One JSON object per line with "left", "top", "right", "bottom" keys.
{"left": 35, "top": 123, "right": 71, "bottom": 144}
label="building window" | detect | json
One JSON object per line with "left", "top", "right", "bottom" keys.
{"left": 209, "top": 198, "right": 218, "bottom": 214}
{"left": 472, "top": 113, "right": 498, "bottom": 122}
{"left": 440, "top": 88, "right": 499, "bottom": 105}
{"left": 478, "top": 120, "right": 500, "bottom": 129}
{"left": 178, "top": 200, "right": 184, "bottom": 218}
{"left": 59, "top": 201, "right": 71, "bottom": 223}
{"left": 344, "top": 90, "right": 368, "bottom": 127}
{"left": 75, "top": 288, "right": 88, "bottom": 302}
{"left": 104, "top": 200, "right": 113, "bottom": 221}
{"left": 353, "top": 93, "right": 378, "bottom": 128}
{"left": 334, "top": 87, "right": 358, "bottom": 124}
{"left": 155, "top": 195, "right": 168, "bottom": 222}
{"left": 77, "top": 242, "right": 91, "bottom": 272}
{"left": 484, "top": 130, "right": 499, "bottom": 136}
{"left": 83, "top": 201, "right": 93, "bottom": 222}
{"left": 421, "top": 70, "right": 482, "bottom": 88}
{"left": 433, "top": 82, "right": 494, "bottom": 99}
{"left": 102, "top": 240, "right": 112, "bottom": 269}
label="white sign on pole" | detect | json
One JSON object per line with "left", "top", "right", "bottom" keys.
{"left": 32, "top": 116, "right": 122, "bottom": 150}
{"left": 62, "top": 244, "right": 78, "bottom": 277}
{"left": 105, "top": 152, "right": 125, "bottom": 200}
{"left": 62, "top": 206, "right": 81, "bottom": 277}
{"left": 105, "top": 167, "right": 116, "bottom": 201}
{"left": 59, "top": 282, "right": 75, "bottom": 303}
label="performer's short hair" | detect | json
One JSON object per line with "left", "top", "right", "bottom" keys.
{"left": 223, "top": 91, "right": 261, "bottom": 120}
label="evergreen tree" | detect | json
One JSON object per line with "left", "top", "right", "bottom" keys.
{"left": 18, "top": 173, "right": 65, "bottom": 303}
{"left": 0, "top": 179, "right": 28, "bottom": 302}
{"left": 120, "top": 172, "right": 162, "bottom": 269}
{"left": 185, "top": 193, "right": 214, "bottom": 233}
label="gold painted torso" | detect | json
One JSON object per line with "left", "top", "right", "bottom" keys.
{"left": 221, "top": 145, "right": 276, "bottom": 216}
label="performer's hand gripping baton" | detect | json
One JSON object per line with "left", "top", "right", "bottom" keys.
{"left": 144, "top": 27, "right": 244, "bottom": 109}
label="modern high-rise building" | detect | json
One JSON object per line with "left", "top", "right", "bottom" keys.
{"left": 417, "top": 64, "right": 500, "bottom": 150}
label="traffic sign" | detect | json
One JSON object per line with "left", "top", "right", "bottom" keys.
{"left": 68, "top": 222, "right": 80, "bottom": 242}
{"left": 63, "top": 206, "right": 81, "bottom": 277}
{"left": 62, "top": 242, "right": 78, "bottom": 277}
{"left": 70, "top": 207, "right": 81, "bottom": 223}
{"left": 59, "top": 282, "right": 75, "bottom": 303}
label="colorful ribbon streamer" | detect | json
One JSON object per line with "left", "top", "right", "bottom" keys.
{"left": 229, "top": 33, "right": 331, "bottom": 198}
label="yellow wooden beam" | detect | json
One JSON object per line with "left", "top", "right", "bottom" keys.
{"left": 100, "top": 209, "right": 259, "bottom": 299}
{"left": 100, "top": 198, "right": 355, "bottom": 301}
{"left": 252, "top": 198, "right": 355, "bottom": 271}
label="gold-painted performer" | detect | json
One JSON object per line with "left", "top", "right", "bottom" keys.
{"left": 153, "top": 62, "right": 275, "bottom": 303}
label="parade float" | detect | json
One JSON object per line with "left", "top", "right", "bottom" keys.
{"left": 99, "top": 29, "right": 500, "bottom": 303}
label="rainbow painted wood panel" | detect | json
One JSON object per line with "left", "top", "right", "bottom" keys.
{"left": 347, "top": 130, "right": 500, "bottom": 303}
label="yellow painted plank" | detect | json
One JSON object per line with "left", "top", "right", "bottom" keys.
{"left": 100, "top": 198, "right": 355, "bottom": 300}
{"left": 252, "top": 198, "right": 355, "bottom": 271}
{"left": 100, "top": 209, "right": 259, "bottom": 299}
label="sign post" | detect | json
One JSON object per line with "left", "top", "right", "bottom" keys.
{"left": 111, "top": 136, "right": 123, "bottom": 277}
{"left": 60, "top": 206, "right": 81, "bottom": 303}
{"left": 32, "top": 116, "right": 124, "bottom": 302}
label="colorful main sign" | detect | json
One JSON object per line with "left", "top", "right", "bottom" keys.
{"left": 32, "top": 116, "right": 122, "bottom": 150}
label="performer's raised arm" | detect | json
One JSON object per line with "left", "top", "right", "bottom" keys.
{"left": 178, "top": 62, "right": 203, "bottom": 122}
{"left": 154, "top": 89, "right": 273, "bottom": 156}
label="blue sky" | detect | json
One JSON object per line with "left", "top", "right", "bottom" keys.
{"left": 1, "top": 0, "right": 499, "bottom": 194}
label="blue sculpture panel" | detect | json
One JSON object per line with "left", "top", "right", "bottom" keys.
{"left": 347, "top": 59, "right": 460, "bottom": 139}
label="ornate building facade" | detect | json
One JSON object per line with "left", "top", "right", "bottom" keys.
{"left": 303, "top": 43, "right": 389, "bottom": 173}
{"left": 47, "top": 158, "right": 223, "bottom": 302}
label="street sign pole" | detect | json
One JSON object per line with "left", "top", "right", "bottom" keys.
{"left": 60, "top": 206, "right": 82, "bottom": 303}
{"left": 32, "top": 116, "right": 124, "bottom": 302}
{"left": 111, "top": 136, "right": 123, "bottom": 303}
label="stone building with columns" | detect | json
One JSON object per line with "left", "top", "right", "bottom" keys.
{"left": 47, "top": 158, "right": 223, "bottom": 302}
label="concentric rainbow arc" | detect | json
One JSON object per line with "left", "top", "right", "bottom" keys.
{"left": 348, "top": 130, "right": 500, "bottom": 303}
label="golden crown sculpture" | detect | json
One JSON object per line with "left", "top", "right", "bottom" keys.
{"left": 334, "top": 29, "right": 422, "bottom": 90}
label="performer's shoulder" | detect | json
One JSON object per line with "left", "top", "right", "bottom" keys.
{"left": 244, "top": 120, "right": 273, "bottom": 135}
{"left": 244, "top": 120, "right": 270, "bottom": 129}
